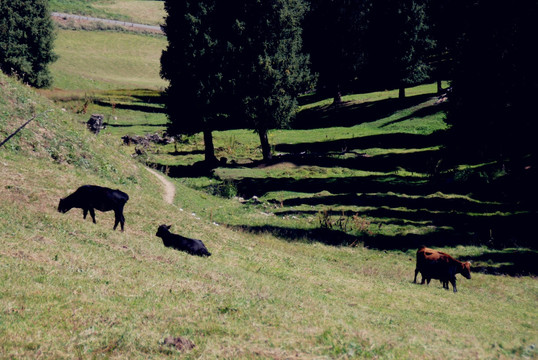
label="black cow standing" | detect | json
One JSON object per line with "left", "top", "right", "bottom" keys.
{"left": 58, "top": 185, "right": 129, "bottom": 231}
{"left": 156, "top": 224, "right": 211, "bottom": 257}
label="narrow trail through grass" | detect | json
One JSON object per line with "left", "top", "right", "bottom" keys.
{"left": 146, "top": 167, "right": 175, "bottom": 205}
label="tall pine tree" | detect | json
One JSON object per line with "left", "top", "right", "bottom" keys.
{"left": 446, "top": 1, "right": 538, "bottom": 169}
{"left": 359, "top": 0, "right": 433, "bottom": 97}
{"left": 303, "top": 0, "right": 367, "bottom": 103}
{"left": 235, "top": 0, "right": 314, "bottom": 161}
{"left": 0, "top": 0, "right": 57, "bottom": 88}
{"left": 160, "top": 0, "right": 235, "bottom": 164}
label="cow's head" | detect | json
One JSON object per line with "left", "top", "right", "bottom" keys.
{"left": 461, "top": 261, "right": 472, "bottom": 279}
{"left": 156, "top": 224, "right": 172, "bottom": 238}
{"left": 58, "top": 198, "right": 68, "bottom": 213}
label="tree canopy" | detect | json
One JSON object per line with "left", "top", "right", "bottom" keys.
{"left": 161, "top": 0, "right": 313, "bottom": 162}
{"left": 234, "top": 0, "right": 314, "bottom": 161}
{"left": 160, "top": 0, "right": 236, "bottom": 163}
{"left": 0, "top": 0, "right": 57, "bottom": 88}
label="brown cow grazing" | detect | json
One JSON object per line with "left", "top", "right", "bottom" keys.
{"left": 414, "top": 246, "right": 471, "bottom": 292}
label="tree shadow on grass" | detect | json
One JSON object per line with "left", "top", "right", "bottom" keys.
{"left": 229, "top": 224, "right": 462, "bottom": 250}
{"left": 229, "top": 224, "right": 537, "bottom": 276}
{"left": 379, "top": 101, "right": 448, "bottom": 128}
{"left": 106, "top": 123, "right": 165, "bottom": 128}
{"left": 269, "top": 207, "right": 535, "bottom": 247}
{"left": 233, "top": 175, "right": 461, "bottom": 199}
{"left": 93, "top": 99, "right": 165, "bottom": 113}
{"left": 150, "top": 161, "right": 215, "bottom": 178}
{"left": 293, "top": 94, "right": 435, "bottom": 129}
{"left": 464, "top": 248, "right": 538, "bottom": 276}
{"left": 248, "top": 148, "right": 441, "bottom": 174}
{"left": 270, "top": 193, "right": 507, "bottom": 214}
{"left": 166, "top": 149, "right": 205, "bottom": 156}
{"left": 275, "top": 131, "right": 445, "bottom": 154}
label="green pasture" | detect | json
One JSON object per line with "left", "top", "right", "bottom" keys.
{"left": 50, "top": 30, "right": 167, "bottom": 91}
{"left": 6, "top": 15, "right": 534, "bottom": 357}
{"left": 1, "top": 71, "right": 537, "bottom": 359}
{"left": 43, "top": 28, "right": 533, "bottom": 252}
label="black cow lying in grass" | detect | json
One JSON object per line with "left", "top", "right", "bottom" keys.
{"left": 58, "top": 185, "right": 129, "bottom": 231}
{"left": 156, "top": 224, "right": 211, "bottom": 257}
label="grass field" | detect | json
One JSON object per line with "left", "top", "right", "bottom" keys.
{"left": 49, "top": 30, "right": 167, "bottom": 91}
{"left": 50, "top": 0, "right": 165, "bottom": 25}
{"left": 1, "top": 71, "right": 537, "bottom": 359}
{"left": 43, "top": 27, "right": 535, "bottom": 251}
{"left": 4, "top": 14, "right": 537, "bottom": 357}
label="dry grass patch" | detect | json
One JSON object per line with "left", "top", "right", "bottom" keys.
{"left": 93, "top": 0, "right": 165, "bottom": 25}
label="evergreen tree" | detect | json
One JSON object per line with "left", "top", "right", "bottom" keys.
{"left": 160, "top": 0, "right": 235, "bottom": 164}
{"left": 443, "top": 1, "right": 538, "bottom": 242}
{"left": 0, "top": 0, "right": 57, "bottom": 88}
{"left": 303, "top": 0, "right": 367, "bottom": 103}
{"left": 426, "top": 0, "right": 465, "bottom": 94}
{"left": 446, "top": 1, "right": 538, "bottom": 170}
{"left": 235, "top": 0, "right": 314, "bottom": 161}
{"left": 359, "top": 0, "right": 433, "bottom": 97}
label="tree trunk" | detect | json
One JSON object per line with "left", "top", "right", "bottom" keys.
{"left": 399, "top": 86, "right": 406, "bottom": 99}
{"left": 203, "top": 129, "right": 217, "bottom": 164}
{"left": 333, "top": 84, "right": 342, "bottom": 104}
{"left": 333, "top": 91, "right": 342, "bottom": 104}
{"left": 258, "top": 129, "right": 273, "bottom": 162}
{"left": 437, "top": 79, "right": 443, "bottom": 94}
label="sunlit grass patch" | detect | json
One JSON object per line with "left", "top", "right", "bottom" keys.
{"left": 50, "top": 30, "right": 167, "bottom": 91}
{"left": 50, "top": 0, "right": 165, "bottom": 25}
{"left": 299, "top": 81, "right": 450, "bottom": 111}
{"left": 93, "top": 0, "right": 166, "bottom": 25}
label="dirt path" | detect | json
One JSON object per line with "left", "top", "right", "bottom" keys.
{"left": 51, "top": 12, "right": 163, "bottom": 34}
{"left": 146, "top": 168, "right": 175, "bottom": 205}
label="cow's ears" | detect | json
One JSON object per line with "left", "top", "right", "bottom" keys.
{"left": 166, "top": 225, "right": 172, "bottom": 229}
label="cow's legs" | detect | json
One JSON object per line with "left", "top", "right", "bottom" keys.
{"left": 450, "top": 278, "right": 457, "bottom": 292}
{"left": 113, "top": 207, "right": 125, "bottom": 231}
{"left": 83, "top": 208, "right": 88, "bottom": 219}
{"left": 113, "top": 212, "right": 120, "bottom": 230}
{"left": 414, "top": 269, "right": 419, "bottom": 283}
{"left": 89, "top": 208, "right": 96, "bottom": 223}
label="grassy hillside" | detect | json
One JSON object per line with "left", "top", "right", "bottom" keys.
{"left": 49, "top": 30, "right": 167, "bottom": 91}
{"left": 1, "top": 70, "right": 537, "bottom": 360}
{"left": 50, "top": 0, "right": 165, "bottom": 26}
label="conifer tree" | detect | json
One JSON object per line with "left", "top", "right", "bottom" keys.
{"left": 359, "top": 0, "right": 433, "bottom": 97}
{"left": 235, "top": 0, "right": 314, "bottom": 161}
{"left": 160, "top": 0, "right": 235, "bottom": 164}
{"left": 0, "top": 0, "right": 57, "bottom": 88}
{"left": 304, "top": 0, "right": 366, "bottom": 103}
{"left": 446, "top": 1, "right": 538, "bottom": 169}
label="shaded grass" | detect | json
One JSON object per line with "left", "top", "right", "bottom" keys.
{"left": 298, "top": 81, "right": 450, "bottom": 111}
{"left": 144, "top": 87, "right": 535, "bottom": 251}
